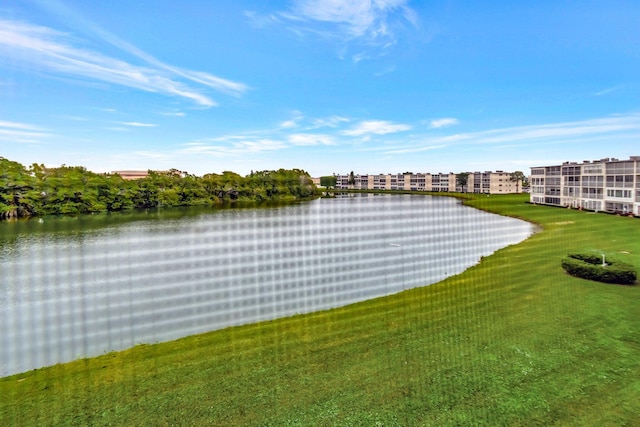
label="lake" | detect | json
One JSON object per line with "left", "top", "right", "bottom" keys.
{"left": 0, "top": 194, "right": 534, "bottom": 377}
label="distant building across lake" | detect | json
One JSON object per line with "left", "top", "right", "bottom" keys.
{"left": 111, "top": 170, "right": 149, "bottom": 180}
{"left": 324, "top": 171, "right": 523, "bottom": 194}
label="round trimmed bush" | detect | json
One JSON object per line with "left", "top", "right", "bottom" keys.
{"left": 561, "top": 253, "right": 637, "bottom": 285}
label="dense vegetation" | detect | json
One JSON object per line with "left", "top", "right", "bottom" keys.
{"left": 319, "top": 175, "right": 337, "bottom": 188}
{"left": 562, "top": 253, "right": 637, "bottom": 285}
{"left": 1, "top": 193, "right": 639, "bottom": 425}
{"left": 0, "top": 157, "right": 316, "bottom": 220}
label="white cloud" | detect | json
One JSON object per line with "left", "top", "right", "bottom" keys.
{"left": 279, "top": 110, "right": 306, "bottom": 129}
{"left": 287, "top": 0, "right": 415, "bottom": 40}
{"left": 180, "top": 138, "right": 287, "bottom": 156}
{"left": 159, "top": 112, "right": 186, "bottom": 117}
{"left": 592, "top": 86, "right": 621, "bottom": 96}
{"left": 311, "top": 115, "right": 351, "bottom": 128}
{"left": 342, "top": 120, "right": 411, "bottom": 136}
{"left": 0, "top": 18, "right": 247, "bottom": 107}
{"left": 386, "top": 114, "right": 640, "bottom": 154}
{"left": 120, "top": 122, "right": 157, "bottom": 127}
{"left": 258, "top": 0, "right": 418, "bottom": 60}
{"left": 237, "top": 139, "right": 287, "bottom": 152}
{"left": 0, "top": 120, "right": 50, "bottom": 142}
{"left": 288, "top": 133, "right": 335, "bottom": 145}
{"left": 0, "top": 120, "right": 45, "bottom": 131}
{"left": 429, "top": 118, "right": 459, "bottom": 129}
{"left": 244, "top": 11, "right": 283, "bottom": 29}
{"left": 467, "top": 114, "right": 640, "bottom": 145}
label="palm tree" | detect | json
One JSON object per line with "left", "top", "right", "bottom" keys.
{"left": 509, "top": 171, "right": 526, "bottom": 193}
{"left": 348, "top": 171, "right": 356, "bottom": 188}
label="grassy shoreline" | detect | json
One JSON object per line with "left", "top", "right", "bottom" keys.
{"left": 2, "top": 193, "right": 639, "bottom": 426}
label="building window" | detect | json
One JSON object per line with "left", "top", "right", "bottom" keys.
{"left": 606, "top": 189, "right": 632, "bottom": 198}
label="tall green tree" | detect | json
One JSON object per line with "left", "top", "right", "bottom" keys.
{"left": 0, "top": 157, "right": 40, "bottom": 219}
{"left": 510, "top": 171, "right": 527, "bottom": 193}
{"left": 456, "top": 172, "right": 470, "bottom": 193}
{"left": 348, "top": 171, "right": 356, "bottom": 187}
{"left": 39, "top": 165, "right": 104, "bottom": 215}
{"left": 320, "top": 176, "right": 337, "bottom": 189}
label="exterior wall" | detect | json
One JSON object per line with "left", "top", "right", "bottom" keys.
{"left": 489, "top": 171, "right": 519, "bottom": 193}
{"left": 529, "top": 167, "right": 546, "bottom": 204}
{"left": 431, "top": 173, "right": 456, "bottom": 192}
{"left": 407, "top": 173, "right": 428, "bottom": 191}
{"left": 530, "top": 156, "right": 640, "bottom": 215}
{"left": 469, "top": 172, "right": 522, "bottom": 194}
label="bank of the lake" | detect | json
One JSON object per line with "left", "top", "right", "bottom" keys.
{"left": 2, "top": 193, "right": 640, "bottom": 426}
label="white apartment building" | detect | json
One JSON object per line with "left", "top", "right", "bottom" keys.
{"left": 469, "top": 171, "right": 521, "bottom": 194}
{"left": 530, "top": 156, "right": 640, "bottom": 216}
{"left": 332, "top": 171, "right": 522, "bottom": 194}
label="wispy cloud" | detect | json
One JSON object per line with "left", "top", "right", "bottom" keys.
{"left": 178, "top": 112, "right": 357, "bottom": 158}
{"left": 250, "top": 0, "right": 418, "bottom": 60}
{"left": 0, "top": 120, "right": 51, "bottom": 142}
{"left": 178, "top": 114, "right": 415, "bottom": 158}
{"left": 429, "top": 118, "right": 460, "bottom": 129}
{"left": 342, "top": 120, "right": 411, "bottom": 136}
{"left": 466, "top": 115, "right": 640, "bottom": 145}
{"left": 278, "top": 110, "right": 305, "bottom": 129}
{"left": 285, "top": 0, "right": 417, "bottom": 40}
{"left": 120, "top": 121, "right": 157, "bottom": 127}
{"left": 288, "top": 133, "right": 335, "bottom": 146}
{"left": 281, "top": 113, "right": 351, "bottom": 130}
{"left": 373, "top": 65, "right": 397, "bottom": 76}
{"left": 180, "top": 138, "right": 287, "bottom": 156}
{"left": 0, "top": 120, "right": 45, "bottom": 131}
{"left": 311, "top": 115, "right": 351, "bottom": 128}
{"left": 0, "top": 18, "right": 247, "bottom": 107}
{"left": 386, "top": 114, "right": 640, "bottom": 154}
{"left": 592, "top": 86, "right": 621, "bottom": 96}
{"left": 159, "top": 112, "right": 186, "bottom": 117}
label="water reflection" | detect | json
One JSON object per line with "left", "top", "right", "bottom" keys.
{"left": 0, "top": 195, "right": 534, "bottom": 376}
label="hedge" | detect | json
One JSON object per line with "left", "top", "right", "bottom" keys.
{"left": 561, "top": 253, "right": 637, "bottom": 285}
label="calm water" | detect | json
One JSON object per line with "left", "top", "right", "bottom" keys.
{"left": 0, "top": 194, "right": 534, "bottom": 377}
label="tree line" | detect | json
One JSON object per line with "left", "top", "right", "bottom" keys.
{"left": 0, "top": 157, "right": 317, "bottom": 220}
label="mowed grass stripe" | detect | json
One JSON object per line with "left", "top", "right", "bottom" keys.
{"left": 2, "top": 193, "right": 639, "bottom": 426}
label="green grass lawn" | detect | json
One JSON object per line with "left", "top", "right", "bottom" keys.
{"left": 2, "top": 194, "right": 639, "bottom": 426}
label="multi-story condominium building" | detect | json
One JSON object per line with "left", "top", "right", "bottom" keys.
{"left": 469, "top": 171, "right": 520, "bottom": 194}
{"left": 530, "top": 156, "right": 640, "bottom": 216}
{"left": 331, "top": 171, "right": 522, "bottom": 194}
{"left": 431, "top": 173, "right": 457, "bottom": 192}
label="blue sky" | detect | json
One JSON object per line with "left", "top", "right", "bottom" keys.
{"left": 1, "top": 0, "right": 639, "bottom": 177}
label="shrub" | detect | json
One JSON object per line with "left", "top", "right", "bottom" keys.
{"left": 561, "top": 253, "right": 637, "bottom": 285}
